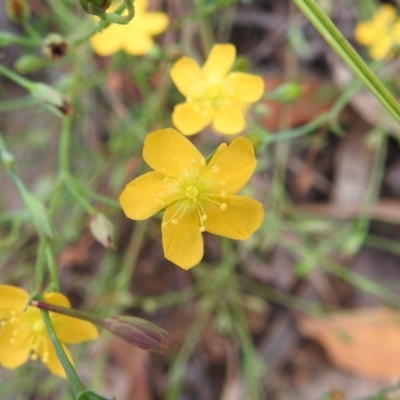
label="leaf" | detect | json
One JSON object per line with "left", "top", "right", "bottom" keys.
{"left": 298, "top": 308, "right": 400, "bottom": 379}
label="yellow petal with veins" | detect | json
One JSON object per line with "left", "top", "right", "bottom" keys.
{"left": 199, "top": 137, "right": 257, "bottom": 194}
{"left": 170, "top": 58, "right": 205, "bottom": 99}
{"left": 224, "top": 72, "right": 264, "bottom": 103}
{"left": 143, "top": 128, "right": 206, "bottom": 178}
{"left": 120, "top": 171, "right": 182, "bottom": 219}
{"left": 213, "top": 101, "right": 245, "bottom": 134}
{"left": 202, "top": 43, "right": 236, "bottom": 81}
{"left": 162, "top": 201, "right": 204, "bottom": 269}
{"left": 204, "top": 195, "right": 264, "bottom": 240}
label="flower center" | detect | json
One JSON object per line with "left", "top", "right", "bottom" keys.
{"left": 186, "top": 185, "right": 199, "bottom": 199}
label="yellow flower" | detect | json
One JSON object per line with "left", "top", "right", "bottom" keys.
{"left": 170, "top": 43, "right": 265, "bottom": 136}
{"left": 119, "top": 128, "right": 264, "bottom": 269}
{"left": 90, "top": 0, "right": 169, "bottom": 56}
{"left": 0, "top": 285, "right": 98, "bottom": 378}
{"left": 354, "top": 4, "right": 400, "bottom": 60}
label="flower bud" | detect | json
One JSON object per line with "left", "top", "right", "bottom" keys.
{"left": 42, "top": 33, "right": 68, "bottom": 60}
{"left": 271, "top": 82, "right": 302, "bottom": 103}
{"left": 30, "top": 83, "right": 72, "bottom": 116}
{"left": 101, "top": 316, "right": 168, "bottom": 352}
{"left": 90, "top": 213, "right": 115, "bottom": 249}
{"left": 14, "top": 54, "right": 46, "bottom": 74}
{"left": 80, "top": 0, "right": 112, "bottom": 14}
{"left": 5, "top": 0, "right": 30, "bottom": 24}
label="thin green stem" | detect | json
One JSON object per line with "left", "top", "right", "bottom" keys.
{"left": 293, "top": 0, "right": 400, "bottom": 134}
{"left": 40, "top": 310, "right": 86, "bottom": 395}
{"left": 45, "top": 243, "right": 59, "bottom": 292}
{"left": 34, "top": 240, "right": 47, "bottom": 292}
{"left": 0, "top": 63, "right": 34, "bottom": 90}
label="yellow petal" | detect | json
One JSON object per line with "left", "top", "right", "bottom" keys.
{"left": 0, "top": 285, "right": 29, "bottom": 313}
{"left": 0, "top": 320, "right": 31, "bottom": 369}
{"left": 199, "top": 137, "right": 257, "bottom": 194}
{"left": 370, "top": 34, "right": 393, "bottom": 59}
{"left": 375, "top": 4, "right": 396, "bottom": 23}
{"left": 134, "top": 0, "right": 149, "bottom": 13}
{"left": 143, "top": 128, "right": 206, "bottom": 178}
{"left": 354, "top": 22, "right": 377, "bottom": 45}
{"left": 42, "top": 339, "right": 73, "bottom": 378}
{"left": 134, "top": 12, "right": 169, "bottom": 35}
{"left": 213, "top": 101, "right": 245, "bottom": 134}
{"left": 120, "top": 171, "right": 182, "bottom": 220}
{"left": 172, "top": 101, "right": 214, "bottom": 135}
{"left": 170, "top": 57, "right": 205, "bottom": 99}
{"left": 123, "top": 31, "right": 154, "bottom": 55}
{"left": 53, "top": 314, "right": 98, "bottom": 344}
{"left": 392, "top": 20, "right": 400, "bottom": 43}
{"left": 202, "top": 43, "right": 236, "bottom": 81}
{"left": 162, "top": 201, "right": 204, "bottom": 269}
{"left": 204, "top": 195, "right": 264, "bottom": 240}
{"left": 224, "top": 72, "right": 264, "bottom": 103}
{"left": 90, "top": 25, "right": 125, "bottom": 56}
{"left": 44, "top": 292, "right": 71, "bottom": 307}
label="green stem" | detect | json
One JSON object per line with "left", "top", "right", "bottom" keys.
{"left": 40, "top": 310, "right": 86, "bottom": 395}
{"left": 0, "top": 63, "right": 34, "bottom": 90}
{"left": 293, "top": 0, "right": 400, "bottom": 133}
{"left": 0, "top": 31, "right": 40, "bottom": 46}
{"left": 45, "top": 243, "right": 59, "bottom": 292}
{"left": 34, "top": 240, "right": 47, "bottom": 292}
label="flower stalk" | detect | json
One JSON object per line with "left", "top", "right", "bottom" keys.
{"left": 30, "top": 300, "right": 168, "bottom": 352}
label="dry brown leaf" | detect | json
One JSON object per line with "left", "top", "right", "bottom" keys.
{"left": 298, "top": 308, "right": 400, "bottom": 380}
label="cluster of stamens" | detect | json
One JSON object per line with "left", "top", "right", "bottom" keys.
{"left": 160, "top": 157, "right": 228, "bottom": 233}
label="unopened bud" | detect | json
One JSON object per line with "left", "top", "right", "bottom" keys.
{"left": 5, "top": 0, "right": 30, "bottom": 24}
{"left": 80, "top": 0, "right": 112, "bottom": 14}
{"left": 14, "top": 54, "right": 46, "bottom": 74}
{"left": 30, "top": 83, "right": 72, "bottom": 116}
{"left": 42, "top": 33, "right": 68, "bottom": 60}
{"left": 90, "top": 213, "right": 115, "bottom": 249}
{"left": 101, "top": 316, "right": 168, "bottom": 352}
{"left": 271, "top": 82, "right": 302, "bottom": 103}
{"left": 30, "top": 300, "right": 168, "bottom": 352}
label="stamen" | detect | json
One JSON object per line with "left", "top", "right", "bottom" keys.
{"left": 162, "top": 201, "right": 188, "bottom": 227}
{"left": 211, "top": 165, "right": 220, "bottom": 172}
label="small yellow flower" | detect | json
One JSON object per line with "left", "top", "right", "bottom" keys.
{"left": 0, "top": 285, "right": 98, "bottom": 378}
{"left": 90, "top": 0, "right": 169, "bottom": 56}
{"left": 170, "top": 43, "right": 265, "bottom": 135}
{"left": 354, "top": 4, "right": 400, "bottom": 59}
{"left": 119, "top": 128, "right": 264, "bottom": 269}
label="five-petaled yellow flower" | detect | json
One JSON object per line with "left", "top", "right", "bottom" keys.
{"left": 120, "top": 128, "right": 264, "bottom": 269}
{"left": 170, "top": 43, "right": 264, "bottom": 136}
{"left": 354, "top": 4, "right": 400, "bottom": 60}
{"left": 90, "top": 0, "right": 169, "bottom": 56}
{"left": 0, "top": 285, "right": 98, "bottom": 378}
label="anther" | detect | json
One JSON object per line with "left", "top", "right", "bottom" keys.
{"left": 199, "top": 227, "right": 206, "bottom": 232}
{"left": 211, "top": 166, "right": 220, "bottom": 172}
{"left": 221, "top": 203, "right": 227, "bottom": 210}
